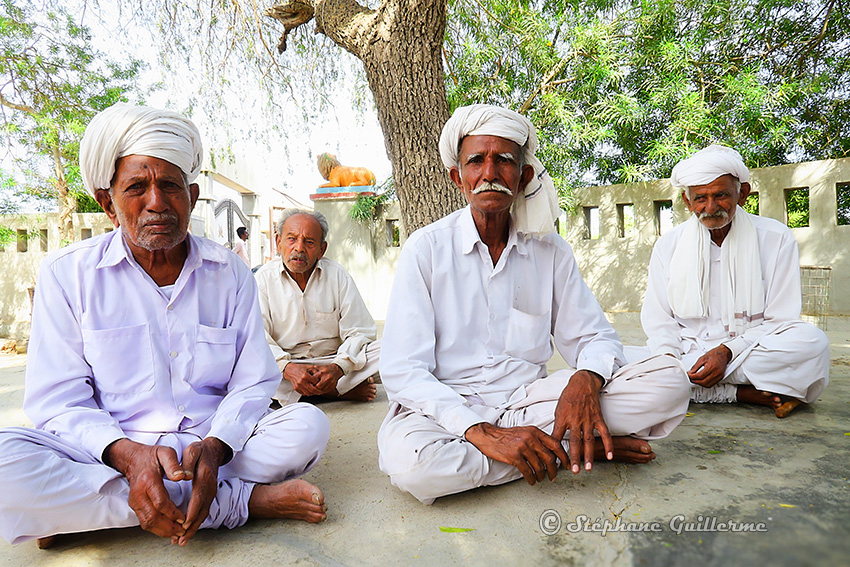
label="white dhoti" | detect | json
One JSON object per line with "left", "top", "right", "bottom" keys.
{"left": 626, "top": 321, "right": 830, "bottom": 404}
{"left": 0, "top": 403, "right": 329, "bottom": 544}
{"left": 274, "top": 340, "right": 381, "bottom": 404}
{"left": 377, "top": 355, "right": 689, "bottom": 504}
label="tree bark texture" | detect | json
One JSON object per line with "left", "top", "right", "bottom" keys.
{"left": 267, "top": 0, "right": 466, "bottom": 233}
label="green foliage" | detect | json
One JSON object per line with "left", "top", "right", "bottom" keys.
{"left": 743, "top": 193, "right": 759, "bottom": 215}
{"left": 445, "top": 0, "right": 850, "bottom": 206}
{"left": 349, "top": 178, "right": 396, "bottom": 225}
{"left": 785, "top": 187, "right": 809, "bottom": 228}
{"left": 837, "top": 183, "right": 850, "bottom": 226}
{"left": 0, "top": 0, "right": 141, "bottom": 211}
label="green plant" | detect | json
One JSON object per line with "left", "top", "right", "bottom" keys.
{"left": 349, "top": 179, "right": 396, "bottom": 225}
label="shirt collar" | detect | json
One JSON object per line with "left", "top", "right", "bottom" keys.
{"left": 96, "top": 227, "right": 230, "bottom": 270}
{"left": 459, "top": 205, "right": 528, "bottom": 257}
{"left": 279, "top": 256, "right": 324, "bottom": 283}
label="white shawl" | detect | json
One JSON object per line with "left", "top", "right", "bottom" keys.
{"left": 667, "top": 207, "right": 764, "bottom": 337}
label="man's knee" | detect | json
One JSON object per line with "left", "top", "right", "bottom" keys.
{"left": 378, "top": 419, "right": 486, "bottom": 503}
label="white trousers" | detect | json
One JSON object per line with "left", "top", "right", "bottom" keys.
{"left": 626, "top": 321, "right": 830, "bottom": 404}
{"left": 0, "top": 403, "right": 329, "bottom": 544}
{"left": 274, "top": 340, "right": 381, "bottom": 404}
{"left": 377, "top": 355, "right": 690, "bottom": 504}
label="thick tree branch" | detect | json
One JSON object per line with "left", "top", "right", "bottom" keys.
{"left": 0, "top": 92, "right": 35, "bottom": 114}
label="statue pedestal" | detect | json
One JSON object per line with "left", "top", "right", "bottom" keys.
{"left": 310, "top": 186, "right": 376, "bottom": 201}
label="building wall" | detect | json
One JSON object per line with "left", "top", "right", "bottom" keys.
{"left": 0, "top": 213, "right": 115, "bottom": 338}
{"left": 312, "top": 194, "right": 404, "bottom": 320}
{"left": 564, "top": 157, "right": 850, "bottom": 315}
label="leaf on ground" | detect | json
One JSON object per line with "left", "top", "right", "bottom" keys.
{"left": 439, "top": 526, "right": 474, "bottom": 533}
{"left": 707, "top": 450, "right": 722, "bottom": 454}
{"left": 779, "top": 504, "right": 797, "bottom": 508}
{"left": 686, "top": 412, "right": 695, "bottom": 417}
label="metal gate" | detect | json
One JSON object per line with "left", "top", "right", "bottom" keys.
{"left": 213, "top": 199, "right": 250, "bottom": 249}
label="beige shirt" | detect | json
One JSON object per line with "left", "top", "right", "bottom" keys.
{"left": 255, "top": 256, "right": 377, "bottom": 375}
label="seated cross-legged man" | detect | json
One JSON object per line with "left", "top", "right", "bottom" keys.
{"left": 0, "top": 103, "right": 330, "bottom": 548}
{"left": 377, "top": 104, "right": 691, "bottom": 505}
{"left": 256, "top": 209, "right": 380, "bottom": 405}
{"left": 632, "top": 144, "right": 829, "bottom": 417}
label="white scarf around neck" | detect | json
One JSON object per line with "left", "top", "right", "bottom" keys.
{"left": 667, "top": 207, "right": 764, "bottom": 337}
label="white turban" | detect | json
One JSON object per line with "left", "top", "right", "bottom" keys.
{"left": 438, "top": 104, "right": 560, "bottom": 236}
{"left": 669, "top": 144, "right": 750, "bottom": 189}
{"left": 80, "top": 102, "right": 203, "bottom": 197}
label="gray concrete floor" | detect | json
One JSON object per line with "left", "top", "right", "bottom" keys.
{"left": 0, "top": 313, "right": 848, "bottom": 566}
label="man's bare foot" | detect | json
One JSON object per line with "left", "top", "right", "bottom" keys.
{"left": 248, "top": 479, "right": 327, "bottom": 523}
{"left": 593, "top": 436, "right": 656, "bottom": 464}
{"left": 737, "top": 385, "right": 803, "bottom": 417}
{"left": 338, "top": 379, "right": 377, "bottom": 402}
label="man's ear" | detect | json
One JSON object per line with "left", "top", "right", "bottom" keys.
{"left": 189, "top": 183, "right": 200, "bottom": 211}
{"left": 519, "top": 164, "right": 534, "bottom": 191}
{"left": 681, "top": 190, "right": 694, "bottom": 212}
{"left": 319, "top": 241, "right": 328, "bottom": 259}
{"left": 449, "top": 167, "right": 463, "bottom": 190}
{"left": 95, "top": 189, "right": 120, "bottom": 227}
{"left": 738, "top": 181, "right": 751, "bottom": 206}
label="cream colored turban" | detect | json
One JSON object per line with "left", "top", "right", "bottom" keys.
{"left": 79, "top": 102, "right": 203, "bottom": 196}
{"left": 438, "top": 104, "right": 560, "bottom": 236}
{"left": 669, "top": 144, "right": 750, "bottom": 189}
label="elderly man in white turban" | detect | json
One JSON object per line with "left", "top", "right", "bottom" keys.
{"left": 636, "top": 144, "right": 829, "bottom": 417}
{"left": 377, "top": 104, "right": 690, "bottom": 504}
{"left": 0, "top": 103, "right": 331, "bottom": 549}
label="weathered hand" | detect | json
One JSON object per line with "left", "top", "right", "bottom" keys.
{"left": 464, "top": 422, "right": 569, "bottom": 485}
{"left": 283, "top": 363, "right": 323, "bottom": 396}
{"left": 175, "top": 437, "right": 230, "bottom": 546}
{"left": 310, "top": 364, "right": 344, "bottom": 395}
{"left": 688, "top": 345, "right": 732, "bottom": 388}
{"left": 551, "top": 370, "right": 613, "bottom": 474}
{"left": 104, "top": 439, "right": 190, "bottom": 540}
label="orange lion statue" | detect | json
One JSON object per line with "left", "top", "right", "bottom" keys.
{"left": 317, "top": 153, "right": 376, "bottom": 188}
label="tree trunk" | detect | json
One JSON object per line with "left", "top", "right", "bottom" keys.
{"left": 52, "top": 142, "right": 74, "bottom": 244}
{"left": 267, "top": 0, "right": 466, "bottom": 234}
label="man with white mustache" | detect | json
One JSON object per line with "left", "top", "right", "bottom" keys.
{"left": 635, "top": 144, "right": 829, "bottom": 417}
{"left": 256, "top": 209, "right": 381, "bottom": 405}
{"left": 377, "top": 104, "right": 691, "bottom": 504}
{"left": 0, "top": 103, "right": 331, "bottom": 549}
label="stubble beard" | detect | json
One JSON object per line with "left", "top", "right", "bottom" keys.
{"left": 116, "top": 208, "right": 187, "bottom": 252}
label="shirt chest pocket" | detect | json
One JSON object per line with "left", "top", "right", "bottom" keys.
{"left": 81, "top": 324, "right": 155, "bottom": 395}
{"left": 189, "top": 325, "right": 237, "bottom": 391}
{"left": 313, "top": 307, "right": 339, "bottom": 327}
{"left": 505, "top": 307, "right": 552, "bottom": 363}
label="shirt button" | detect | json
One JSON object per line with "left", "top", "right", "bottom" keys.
{"left": 167, "top": 304, "right": 174, "bottom": 310}
{"left": 170, "top": 351, "right": 178, "bottom": 358}
{"left": 178, "top": 405, "right": 185, "bottom": 412}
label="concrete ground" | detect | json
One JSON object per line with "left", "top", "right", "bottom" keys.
{"left": 0, "top": 313, "right": 848, "bottom": 567}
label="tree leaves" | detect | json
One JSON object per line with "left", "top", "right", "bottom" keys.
{"left": 0, "top": 0, "right": 141, "bottom": 219}
{"left": 445, "top": 0, "right": 850, "bottom": 206}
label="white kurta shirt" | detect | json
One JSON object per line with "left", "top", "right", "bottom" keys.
{"left": 232, "top": 239, "right": 249, "bottom": 265}
{"left": 23, "top": 228, "right": 281, "bottom": 463}
{"left": 380, "top": 206, "right": 624, "bottom": 438}
{"left": 255, "top": 257, "right": 376, "bottom": 375}
{"left": 642, "top": 212, "right": 803, "bottom": 361}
